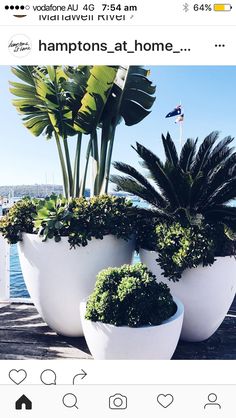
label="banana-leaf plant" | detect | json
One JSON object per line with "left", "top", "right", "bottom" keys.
{"left": 96, "top": 66, "right": 156, "bottom": 195}
{"left": 10, "top": 65, "right": 156, "bottom": 198}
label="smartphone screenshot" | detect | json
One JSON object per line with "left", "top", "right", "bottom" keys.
{"left": 0, "top": 0, "right": 236, "bottom": 416}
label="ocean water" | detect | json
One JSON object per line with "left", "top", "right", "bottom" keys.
{"left": 10, "top": 243, "right": 140, "bottom": 298}
{"left": 10, "top": 245, "right": 29, "bottom": 298}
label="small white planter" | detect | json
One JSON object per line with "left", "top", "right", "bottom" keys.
{"left": 80, "top": 299, "right": 184, "bottom": 359}
{"left": 18, "top": 233, "right": 135, "bottom": 337}
{"left": 140, "top": 249, "right": 236, "bottom": 342}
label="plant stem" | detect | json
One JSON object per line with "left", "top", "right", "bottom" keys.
{"left": 81, "top": 136, "right": 92, "bottom": 197}
{"left": 104, "top": 125, "right": 117, "bottom": 193}
{"left": 98, "top": 122, "right": 111, "bottom": 194}
{"left": 73, "top": 132, "right": 82, "bottom": 197}
{"left": 63, "top": 137, "right": 74, "bottom": 198}
{"left": 54, "top": 132, "right": 69, "bottom": 198}
{"left": 91, "top": 129, "right": 99, "bottom": 195}
{"left": 98, "top": 67, "right": 130, "bottom": 195}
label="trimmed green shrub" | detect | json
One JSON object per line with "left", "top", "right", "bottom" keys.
{"left": 0, "top": 194, "right": 137, "bottom": 248}
{"left": 85, "top": 263, "right": 177, "bottom": 327}
{"left": 0, "top": 198, "right": 37, "bottom": 244}
{"left": 155, "top": 222, "right": 216, "bottom": 282}
{"left": 137, "top": 220, "right": 236, "bottom": 282}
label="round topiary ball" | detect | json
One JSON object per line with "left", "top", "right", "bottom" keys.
{"left": 85, "top": 263, "right": 176, "bottom": 327}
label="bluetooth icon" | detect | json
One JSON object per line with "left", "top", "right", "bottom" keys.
{"left": 183, "top": 3, "right": 189, "bottom": 12}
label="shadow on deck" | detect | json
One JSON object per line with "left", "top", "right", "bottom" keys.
{"left": 0, "top": 302, "right": 236, "bottom": 360}
{"left": 0, "top": 303, "right": 91, "bottom": 360}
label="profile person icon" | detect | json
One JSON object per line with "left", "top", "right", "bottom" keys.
{"left": 204, "top": 393, "right": 221, "bottom": 409}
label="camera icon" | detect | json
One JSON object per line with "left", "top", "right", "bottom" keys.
{"left": 109, "top": 393, "right": 128, "bottom": 410}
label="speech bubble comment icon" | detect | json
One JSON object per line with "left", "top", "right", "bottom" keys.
{"left": 40, "top": 369, "right": 57, "bottom": 385}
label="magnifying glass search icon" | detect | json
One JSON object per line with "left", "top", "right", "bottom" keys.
{"left": 62, "top": 393, "right": 78, "bottom": 409}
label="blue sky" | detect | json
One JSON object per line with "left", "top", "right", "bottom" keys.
{"left": 0, "top": 66, "right": 236, "bottom": 189}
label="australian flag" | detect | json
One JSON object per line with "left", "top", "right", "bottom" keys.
{"left": 165, "top": 105, "right": 182, "bottom": 118}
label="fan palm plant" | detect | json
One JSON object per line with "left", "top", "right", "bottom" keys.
{"left": 10, "top": 65, "right": 156, "bottom": 198}
{"left": 111, "top": 131, "right": 236, "bottom": 230}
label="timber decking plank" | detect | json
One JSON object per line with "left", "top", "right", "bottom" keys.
{"left": 0, "top": 303, "right": 91, "bottom": 360}
{"left": 0, "top": 303, "right": 235, "bottom": 360}
{"left": 173, "top": 316, "right": 236, "bottom": 359}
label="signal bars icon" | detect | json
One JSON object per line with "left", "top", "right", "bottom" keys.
{"left": 4, "top": 4, "right": 30, "bottom": 17}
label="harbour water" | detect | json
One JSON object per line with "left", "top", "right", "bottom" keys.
{"left": 10, "top": 245, "right": 29, "bottom": 298}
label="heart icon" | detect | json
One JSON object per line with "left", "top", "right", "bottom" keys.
{"left": 157, "top": 394, "right": 174, "bottom": 408}
{"left": 9, "top": 369, "right": 27, "bottom": 385}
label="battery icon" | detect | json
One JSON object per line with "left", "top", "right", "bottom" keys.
{"left": 214, "top": 4, "right": 232, "bottom": 11}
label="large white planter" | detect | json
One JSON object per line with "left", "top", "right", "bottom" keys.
{"left": 18, "top": 233, "right": 135, "bottom": 337}
{"left": 140, "top": 249, "right": 236, "bottom": 342}
{"left": 80, "top": 299, "right": 184, "bottom": 359}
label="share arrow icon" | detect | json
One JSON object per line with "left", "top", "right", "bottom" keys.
{"left": 73, "top": 369, "right": 88, "bottom": 384}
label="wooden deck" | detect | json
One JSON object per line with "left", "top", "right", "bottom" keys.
{"left": 0, "top": 302, "right": 236, "bottom": 360}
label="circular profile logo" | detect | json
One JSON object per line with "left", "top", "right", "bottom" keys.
{"left": 8, "top": 34, "right": 32, "bottom": 57}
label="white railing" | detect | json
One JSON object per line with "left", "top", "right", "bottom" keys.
{"left": 0, "top": 234, "right": 10, "bottom": 301}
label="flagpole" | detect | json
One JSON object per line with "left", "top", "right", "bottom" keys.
{"left": 179, "top": 99, "right": 183, "bottom": 150}
{"left": 180, "top": 120, "right": 183, "bottom": 150}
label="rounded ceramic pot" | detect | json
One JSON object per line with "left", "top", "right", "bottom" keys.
{"left": 80, "top": 298, "right": 184, "bottom": 360}
{"left": 140, "top": 249, "right": 236, "bottom": 342}
{"left": 18, "top": 233, "right": 135, "bottom": 337}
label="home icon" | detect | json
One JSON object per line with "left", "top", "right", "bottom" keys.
{"left": 15, "top": 395, "right": 32, "bottom": 410}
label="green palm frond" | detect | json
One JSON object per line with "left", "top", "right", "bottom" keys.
{"left": 202, "top": 135, "right": 234, "bottom": 175}
{"left": 205, "top": 178, "right": 236, "bottom": 206}
{"left": 166, "top": 166, "right": 192, "bottom": 208}
{"left": 112, "top": 131, "right": 236, "bottom": 229}
{"left": 205, "top": 205, "right": 236, "bottom": 229}
{"left": 191, "top": 131, "right": 219, "bottom": 178}
{"left": 197, "top": 152, "right": 236, "bottom": 208}
{"left": 112, "top": 161, "right": 167, "bottom": 208}
{"left": 110, "top": 175, "right": 169, "bottom": 214}
{"left": 189, "top": 172, "right": 208, "bottom": 211}
{"left": 162, "top": 132, "right": 179, "bottom": 167}
{"left": 134, "top": 142, "right": 180, "bottom": 209}
{"left": 179, "top": 138, "right": 198, "bottom": 172}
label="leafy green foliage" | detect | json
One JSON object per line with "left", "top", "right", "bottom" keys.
{"left": 10, "top": 65, "right": 118, "bottom": 138}
{"left": 111, "top": 132, "right": 236, "bottom": 230}
{"left": 10, "top": 66, "right": 156, "bottom": 198}
{"left": 0, "top": 195, "right": 136, "bottom": 247}
{"left": 65, "top": 65, "right": 119, "bottom": 134}
{"left": 85, "top": 263, "right": 176, "bottom": 327}
{"left": 0, "top": 198, "right": 37, "bottom": 244}
{"left": 101, "top": 66, "right": 156, "bottom": 127}
{"left": 112, "top": 131, "right": 236, "bottom": 270}
{"left": 154, "top": 222, "right": 216, "bottom": 281}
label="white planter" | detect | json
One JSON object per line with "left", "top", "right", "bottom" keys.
{"left": 80, "top": 299, "right": 184, "bottom": 359}
{"left": 140, "top": 249, "right": 236, "bottom": 342}
{"left": 18, "top": 233, "right": 135, "bottom": 337}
